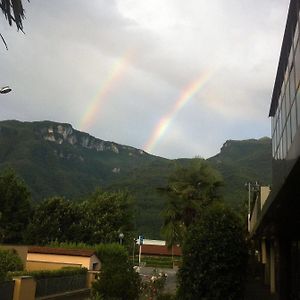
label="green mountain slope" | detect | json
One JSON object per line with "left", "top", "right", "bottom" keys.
{"left": 0, "top": 120, "right": 272, "bottom": 237}
{"left": 208, "top": 137, "right": 272, "bottom": 211}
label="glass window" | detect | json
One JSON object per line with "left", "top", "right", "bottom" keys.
{"left": 278, "top": 110, "right": 282, "bottom": 137}
{"left": 295, "top": 21, "right": 299, "bottom": 49}
{"left": 272, "top": 136, "right": 276, "bottom": 157}
{"left": 278, "top": 141, "right": 282, "bottom": 160}
{"left": 281, "top": 137, "right": 285, "bottom": 159}
{"left": 286, "top": 80, "right": 291, "bottom": 109}
{"left": 271, "top": 116, "right": 275, "bottom": 136}
{"left": 297, "top": 90, "right": 300, "bottom": 127}
{"left": 295, "top": 43, "right": 300, "bottom": 90}
{"left": 288, "top": 47, "right": 294, "bottom": 71}
{"left": 291, "top": 101, "right": 297, "bottom": 140}
{"left": 282, "top": 127, "right": 287, "bottom": 158}
{"left": 287, "top": 114, "right": 292, "bottom": 150}
{"left": 290, "top": 65, "right": 296, "bottom": 102}
{"left": 275, "top": 123, "right": 280, "bottom": 148}
{"left": 285, "top": 67, "right": 289, "bottom": 88}
{"left": 282, "top": 95, "right": 287, "bottom": 124}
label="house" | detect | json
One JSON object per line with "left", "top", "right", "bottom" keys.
{"left": 250, "top": 0, "right": 300, "bottom": 298}
{"left": 26, "top": 246, "right": 101, "bottom": 271}
{"left": 141, "top": 244, "right": 182, "bottom": 257}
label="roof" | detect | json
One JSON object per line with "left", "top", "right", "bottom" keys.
{"left": 141, "top": 244, "right": 182, "bottom": 256}
{"left": 28, "top": 246, "right": 96, "bottom": 258}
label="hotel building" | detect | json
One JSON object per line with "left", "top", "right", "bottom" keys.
{"left": 250, "top": 0, "right": 300, "bottom": 299}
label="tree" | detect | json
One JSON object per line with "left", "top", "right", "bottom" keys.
{"left": 0, "top": 0, "right": 27, "bottom": 49}
{"left": 0, "top": 0, "right": 26, "bottom": 30}
{"left": 24, "top": 196, "right": 82, "bottom": 245}
{"left": 0, "top": 169, "right": 32, "bottom": 243}
{"left": 177, "top": 203, "right": 248, "bottom": 300}
{"left": 79, "top": 189, "right": 134, "bottom": 244}
{"left": 91, "top": 244, "right": 140, "bottom": 300}
{"left": 161, "top": 158, "right": 223, "bottom": 246}
{"left": 0, "top": 249, "right": 23, "bottom": 282}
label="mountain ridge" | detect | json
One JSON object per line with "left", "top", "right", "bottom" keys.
{"left": 0, "top": 120, "right": 272, "bottom": 237}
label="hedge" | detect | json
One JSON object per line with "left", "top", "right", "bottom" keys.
{"left": 8, "top": 267, "right": 87, "bottom": 280}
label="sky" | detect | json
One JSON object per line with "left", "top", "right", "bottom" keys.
{"left": 0, "top": 0, "right": 290, "bottom": 159}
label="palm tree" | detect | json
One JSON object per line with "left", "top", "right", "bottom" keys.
{"left": 1, "top": 0, "right": 26, "bottom": 30}
{"left": 161, "top": 158, "right": 223, "bottom": 246}
{"left": 0, "top": 0, "right": 27, "bottom": 49}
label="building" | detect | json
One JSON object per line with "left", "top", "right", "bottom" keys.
{"left": 141, "top": 244, "right": 182, "bottom": 257}
{"left": 26, "top": 246, "right": 101, "bottom": 271}
{"left": 250, "top": 0, "right": 300, "bottom": 299}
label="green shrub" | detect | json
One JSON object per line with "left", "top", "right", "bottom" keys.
{"left": 0, "top": 249, "right": 23, "bottom": 282}
{"left": 177, "top": 203, "right": 248, "bottom": 300}
{"left": 140, "top": 269, "right": 167, "bottom": 300}
{"left": 91, "top": 244, "right": 140, "bottom": 300}
{"left": 8, "top": 267, "right": 87, "bottom": 280}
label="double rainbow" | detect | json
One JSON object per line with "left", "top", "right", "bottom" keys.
{"left": 79, "top": 51, "right": 133, "bottom": 132}
{"left": 143, "top": 70, "right": 214, "bottom": 154}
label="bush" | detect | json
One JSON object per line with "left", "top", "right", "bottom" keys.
{"left": 140, "top": 269, "right": 167, "bottom": 300}
{"left": 177, "top": 203, "right": 248, "bottom": 300}
{"left": 8, "top": 267, "right": 87, "bottom": 280}
{"left": 0, "top": 249, "right": 23, "bottom": 282}
{"left": 91, "top": 244, "right": 140, "bottom": 300}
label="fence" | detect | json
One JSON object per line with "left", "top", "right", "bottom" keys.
{"left": 35, "top": 274, "right": 87, "bottom": 297}
{"left": 0, "top": 281, "right": 15, "bottom": 300}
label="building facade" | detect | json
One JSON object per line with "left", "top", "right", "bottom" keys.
{"left": 250, "top": 1, "right": 300, "bottom": 299}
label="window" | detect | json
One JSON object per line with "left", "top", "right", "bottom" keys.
{"left": 282, "top": 127, "right": 287, "bottom": 158}
{"left": 288, "top": 46, "right": 294, "bottom": 72}
{"left": 294, "top": 21, "right": 299, "bottom": 51}
{"left": 281, "top": 138, "right": 285, "bottom": 159}
{"left": 291, "top": 101, "right": 297, "bottom": 140}
{"left": 290, "top": 65, "right": 296, "bottom": 102}
{"left": 287, "top": 114, "right": 292, "bottom": 150}
{"left": 295, "top": 43, "right": 300, "bottom": 90}
{"left": 297, "top": 90, "right": 300, "bottom": 127}
{"left": 285, "top": 80, "right": 291, "bottom": 110}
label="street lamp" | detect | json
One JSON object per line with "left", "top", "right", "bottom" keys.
{"left": 0, "top": 86, "right": 12, "bottom": 94}
{"left": 119, "top": 232, "right": 124, "bottom": 245}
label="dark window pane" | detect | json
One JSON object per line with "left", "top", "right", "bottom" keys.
{"left": 291, "top": 101, "right": 297, "bottom": 140}
{"left": 290, "top": 66, "right": 296, "bottom": 102}
{"left": 283, "top": 127, "right": 287, "bottom": 158}
{"left": 297, "top": 90, "right": 300, "bottom": 127}
{"left": 295, "top": 43, "right": 300, "bottom": 90}
{"left": 287, "top": 114, "right": 292, "bottom": 150}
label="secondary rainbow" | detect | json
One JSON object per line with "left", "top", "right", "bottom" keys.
{"left": 79, "top": 51, "right": 133, "bottom": 132}
{"left": 144, "top": 70, "right": 214, "bottom": 153}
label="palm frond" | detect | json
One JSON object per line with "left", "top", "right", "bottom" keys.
{"left": 0, "top": 0, "right": 27, "bottom": 31}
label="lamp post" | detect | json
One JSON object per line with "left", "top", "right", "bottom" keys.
{"left": 119, "top": 232, "right": 124, "bottom": 245}
{"left": 0, "top": 86, "right": 12, "bottom": 94}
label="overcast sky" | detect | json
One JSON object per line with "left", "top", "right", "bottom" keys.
{"left": 0, "top": 0, "right": 290, "bottom": 159}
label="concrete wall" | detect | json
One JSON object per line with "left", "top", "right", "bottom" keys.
{"left": 13, "top": 276, "right": 36, "bottom": 300}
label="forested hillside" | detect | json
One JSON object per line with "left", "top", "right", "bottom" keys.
{"left": 0, "top": 120, "right": 272, "bottom": 237}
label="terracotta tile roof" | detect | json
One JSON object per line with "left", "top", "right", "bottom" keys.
{"left": 28, "top": 246, "right": 96, "bottom": 257}
{"left": 141, "top": 244, "right": 182, "bottom": 256}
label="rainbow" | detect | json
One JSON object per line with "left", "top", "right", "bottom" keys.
{"left": 79, "top": 51, "right": 133, "bottom": 132}
{"left": 143, "top": 70, "right": 214, "bottom": 153}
